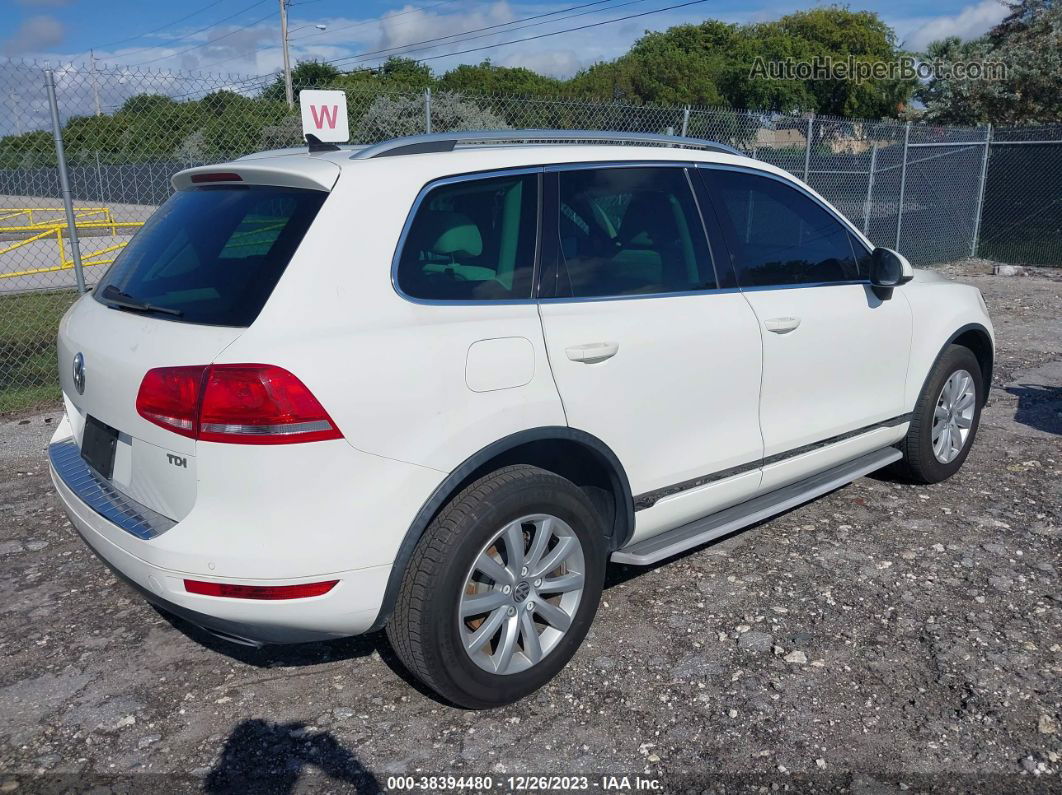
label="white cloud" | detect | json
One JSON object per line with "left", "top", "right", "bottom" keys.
{"left": 3, "top": 14, "right": 65, "bottom": 56}
{"left": 497, "top": 48, "right": 583, "bottom": 77}
{"left": 901, "top": 0, "right": 1009, "bottom": 51}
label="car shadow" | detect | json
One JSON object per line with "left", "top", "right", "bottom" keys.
{"left": 204, "top": 718, "right": 381, "bottom": 794}
{"left": 154, "top": 607, "right": 446, "bottom": 704}
{"left": 1005, "top": 383, "right": 1062, "bottom": 435}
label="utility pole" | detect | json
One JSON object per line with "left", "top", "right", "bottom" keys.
{"left": 279, "top": 0, "right": 293, "bottom": 109}
{"left": 90, "top": 50, "right": 101, "bottom": 116}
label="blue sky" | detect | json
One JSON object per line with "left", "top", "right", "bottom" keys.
{"left": 0, "top": 0, "right": 1010, "bottom": 78}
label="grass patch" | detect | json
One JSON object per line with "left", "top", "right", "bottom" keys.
{"left": 0, "top": 289, "right": 78, "bottom": 414}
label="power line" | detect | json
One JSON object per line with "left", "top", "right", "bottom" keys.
{"left": 324, "top": 0, "right": 619, "bottom": 66}
{"left": 81, "top": 0, "right": 230, "bottom": 53}
{"left": 289, "top": 0, "right": 462, "bottom": 42}
{"left": 129, "top": 5, "right": 278, "bottom": 67}
{"left": 121, "top": 0, "right": 272, "bottom": 64}
{"left": 336, "top": 0, "right": 710, "bottom": 68}
{"left": 195, "top": 0, "right": 465, "bottom": 72}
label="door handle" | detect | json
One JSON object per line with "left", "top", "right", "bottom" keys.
{"left": 764, "top": 317, "right": 801, "bottom": 334}
{"left": 565, "top": 341, "right": 619, "bottom": 364}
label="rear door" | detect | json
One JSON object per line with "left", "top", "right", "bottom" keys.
{"left": 698, "top": 166, "right": 912, "bottom": 493}
{"left": 57, "top": 180, "right": 329, "bottom": 520}
{"left": 537, "top": 164, "right": 763, "bottom": 544}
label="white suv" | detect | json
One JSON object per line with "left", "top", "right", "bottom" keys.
{"left": 49, "top": 131, "right": 993, "bottom": 708}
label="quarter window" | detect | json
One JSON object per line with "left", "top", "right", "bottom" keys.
{"left": 707, "top": 170, "right": 862, "bottom": 287}
{"left": 552, "top": 167, "right": 715, "bottom": 298}
{"left": 396, "top": 173, "right": 538, "bottom": 301}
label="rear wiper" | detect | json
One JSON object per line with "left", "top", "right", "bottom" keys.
{"left": 100, "top": 284, "right": 182, "bottom": 317}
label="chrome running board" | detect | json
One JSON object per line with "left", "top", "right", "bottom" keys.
{"left": 611, "top": 447, "right": 902, "bottom": 566}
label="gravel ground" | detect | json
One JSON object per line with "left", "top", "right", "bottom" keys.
{"left": 0, "top": 261, "right": 1059, "bottom": 793}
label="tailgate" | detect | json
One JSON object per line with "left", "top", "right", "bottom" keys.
{"left": 57, "top": 294, "right": 242, "bottom": 521}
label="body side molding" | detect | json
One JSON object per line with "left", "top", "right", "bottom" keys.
{"left": 615, "top": 447, "right": 902, "bottom": 566}
{"left": 633, "top": 413, "right": 912, "bottom": 511}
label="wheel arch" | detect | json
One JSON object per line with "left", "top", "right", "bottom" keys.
{"left": 949, "top": 324, "right": 994, "bottom": 404}
{"left": 369, "top": 427, "right": 634, "bottom": 630}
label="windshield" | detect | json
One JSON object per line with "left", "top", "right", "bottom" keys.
{"left": 95, "top": 185, "right": 326, "bottom": 327}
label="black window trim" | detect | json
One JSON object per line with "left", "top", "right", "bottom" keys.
{"left": 390, "top": 165, "right": 545, "bottom": 306}
{"left": 694, "top": 163, "right": 875, "bottom": 292}
{"left": 538, "top": 160, "right": 725, "bottom": 303}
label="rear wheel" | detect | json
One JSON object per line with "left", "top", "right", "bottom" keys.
{"left": 893, "top": 344, "right": 983, "bottom": 483}
{"left": 387, "top": 465, "right": 606, "bottom": 708}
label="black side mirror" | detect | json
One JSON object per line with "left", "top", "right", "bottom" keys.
{"left": 870, "top": 247, "right": 914, "bottom": 287}
{"left": 868, "top": 247, "right": 914, "bottom": 299}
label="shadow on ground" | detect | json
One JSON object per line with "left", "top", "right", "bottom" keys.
{"left": 1006, "top": 383, "right": 1062, "bottom": 435}
{"left": 204, "top": 719, "right": 381, "bottom": 794}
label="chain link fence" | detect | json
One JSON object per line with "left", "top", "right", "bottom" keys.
{"left": 1, "top": 57, "right": 1061, "bottom": 412}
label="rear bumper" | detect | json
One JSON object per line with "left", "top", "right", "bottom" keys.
{"left": 51, "top": 461, "right": 391, "bottom": 643}
{"left": 45, "top": 410, "right": 450, "bottom": 644}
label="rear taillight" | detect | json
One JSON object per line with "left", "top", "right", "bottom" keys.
{"left": 135, "top": 365, "right": 207, "bottom": 439}
{"left": 184, "top": 579, "right": 338, "bottom": 600}
{"left": 136, "top": 364, "right": 342, "bottom": 444}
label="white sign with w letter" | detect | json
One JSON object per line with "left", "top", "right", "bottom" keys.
{"left": 299, "top": 89, "right": 349, "bottom": 143}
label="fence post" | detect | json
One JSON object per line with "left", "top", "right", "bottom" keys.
{"left": 45, "top": 69, "right": 86, "bottom": 293}
{"left": 862, "top": 142, "right": 878, "bottom": 235}
{"left": 894, "top": 121, "right": 911, "bottom": 251}
{"left": 802, "top": 114, "right": 814, "bottom": 182}
{"left": 424, "top": 88, "right": 432, "bottom": 134}
{"left": 971, "top": 123, "right": 992, "bottom": 258}
{"left": 95, "top": 151, "right": 104, "bottom": 204}
{"left": 680, "top": 106, "right": 690, "bottom": 138}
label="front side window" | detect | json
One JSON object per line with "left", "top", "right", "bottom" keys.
{"left": 552, "top": 167, "right": 715, "bottom": 298}
{"left": 396, "top": 173, "right": 538, "bottom": 301}
{"left": 706, "top": 170, "right": 861, "bottom": 287}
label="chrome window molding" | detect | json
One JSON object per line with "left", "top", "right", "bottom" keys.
{"left": 49, "top": 439, "right": 176, "bottom": 540}
{"left": 390, "top": 166, "right": 545, "bottom": 307}
{"left": 694, "top": 162, "right": 875, "bottom": 257}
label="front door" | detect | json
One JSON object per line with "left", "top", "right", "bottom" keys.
{"left": 699, "top": 166, "right": 912, "bottom": 493}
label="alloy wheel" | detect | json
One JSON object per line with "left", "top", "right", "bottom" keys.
{"left": 458, "top": 514, "right": 585, "bottom": 675}
{"left": 932, "top": 368, "right": 977, "bottom": 464}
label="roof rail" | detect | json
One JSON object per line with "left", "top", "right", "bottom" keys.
{"left": 350, "top": 129, "right": 745, "bottom": 160}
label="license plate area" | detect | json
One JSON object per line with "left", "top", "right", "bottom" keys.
{"left": 81, "top": 415, "right": 119, "bottom": 480}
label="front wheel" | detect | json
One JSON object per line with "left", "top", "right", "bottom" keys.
{"left": 386, "top": 465, "right": 606, "bottom": 708}
{"left": 893, "top": 344, "right": 984, "bottom": 484}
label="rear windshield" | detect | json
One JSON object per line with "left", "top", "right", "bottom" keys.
{"left": 95, "top": 185, "right": 326, "bottom": 326}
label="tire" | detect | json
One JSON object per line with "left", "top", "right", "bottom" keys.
{"left": 892, "top": 344, "right": 984, "bottom": 484}
{"left": 386, "top": 465, "right": 607, "bottom": 709}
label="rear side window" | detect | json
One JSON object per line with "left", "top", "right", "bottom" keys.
{"left": 552, "top": 167, "right": 714, "bottom": 298}
{"left": 706, "top": 170, "right": 861, "bottom": 287}
{"left": 96, "top": 185, "right": 326, "bottom": 326}
{"left": 396, "top": 173, "right": 538, "bottom": 301}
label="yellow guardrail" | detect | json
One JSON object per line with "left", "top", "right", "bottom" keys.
{"left": 0, "top": 207, "right": 119, "bottom": 232}
{"left": 0, "top": 210, "right": 287, "bottom": 281}
{"left": 0, "top": 213, "right": 143, "bottom": 280}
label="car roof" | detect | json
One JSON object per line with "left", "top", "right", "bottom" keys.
{"left": 172, "top": 131, "right": 801, "bottom": 194}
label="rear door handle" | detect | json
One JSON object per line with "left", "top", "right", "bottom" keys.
{"left": 565, "top": 341, "right": 619, "bottom": 364}
{"left": 764, "top": 317, "right": 801, "bottom": 334}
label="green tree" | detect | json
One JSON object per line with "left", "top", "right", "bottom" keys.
{"left": 438, "top": 61, "right": 563, "bottom": 96}
{"left": 564, "top": 8, "right": 913, "bottom": 117}
{"left": 337, "top": 57, "right": 435, "bottom": 93}
{"left": 918, "top": 0, "right": 1062, "bottom": 124}
{"left": 261, "top": 59, "right": 342, "bottom": 101}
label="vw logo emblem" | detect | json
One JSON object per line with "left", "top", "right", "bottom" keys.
{"left": 512, "top": 581, "right": 531, "bottom": 603}
{"left": 72, "top": 352, "right": 85, "bottom": 395}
